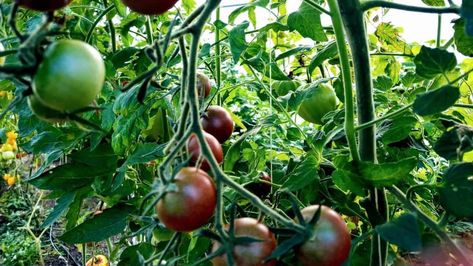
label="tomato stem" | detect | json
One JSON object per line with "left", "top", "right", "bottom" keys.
{"left": 85, "top": 5, "right": 115, "bottom": 44}
{"left": 360, "top": 1, "right": 460, "bottom": 14}
{"left": 326, "top": 0, "right": 360, "bottom": 162}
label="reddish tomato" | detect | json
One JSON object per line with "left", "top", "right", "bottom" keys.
{"left": 212, "top": 218, "right": 277, "bottom": 266}
{"left": 244, "top": 172, "right": 272, "bottom": 199}
{"left": 197, "top": 73, "right": 212, "bottom": 98}
{"left": 296, "top": 206, "right": 351, "bottom": 266}
{"left": 201, "top": 106, "right": 234, "bottom": 143}
{"left": 156, "top": 167, "right": 216, "bottom": 232}
{"left": 187, "top": 132, "right": 223, "bottom": 171}
{"left": 121, "top": 0, "right": 179, "bottom": 15}
{"left": 16, "top": 0, "right": 72, "bottom": 11}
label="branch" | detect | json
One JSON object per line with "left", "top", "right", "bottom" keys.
{"left": 361, "top": 1, "right": 460, "bottom": 14}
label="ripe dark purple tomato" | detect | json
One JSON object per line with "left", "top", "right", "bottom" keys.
{"left": 156, "top": 167, "right": 216, "bottom": 232}
{"left": 201, "top": 106, "right": 234, "bottom": 143}
{"left": 244, "top": 172, "right": 272, "bottom": 199}
{"left": 121, "top": 0, "right": 179, "bottom": 15}
{"left": 212, "top": 218, "right": 277, "bottom": 266}
{"left": 187, "top": 132, "right": 223, "bottom": 171}
{"left": 16, "top": 0, "right": 72, "bottom": 11}
{"left": 296, "top": 205, "right": 351, "bottom": 266}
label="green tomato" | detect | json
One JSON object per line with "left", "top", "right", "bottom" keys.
{"left": 2, "top": 151, "right": 15, "bottom": 160}
{"left": 27, "top": 95, "right": 67, "bottom": 123}
{"left": 297, "top": 83, "right": 338, "bottom": 124}
{"left": 273, "top": 80, "right": 301, "bottom": 96}
{"left": 33, "top": 39, "right": 105, "bottom": 112}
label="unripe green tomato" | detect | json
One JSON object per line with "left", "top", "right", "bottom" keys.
{"left": 273, "top": 80, "right": 301, "bottom": 96}
{"left": 33, "top": 39, "right": 105, "bottom": 112}
{"left": 297, "top": 83, "right": 338, "bottom": 124}
{"left": 27, "top": 95, "right": 67, "bottom": 123}
{"left": 0, "top": 43, "right": 5, "bottom": 66}
{"left": 2, "top": 151, "right": 15, "bottom": 160}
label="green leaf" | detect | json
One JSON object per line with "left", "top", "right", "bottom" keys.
{"left": 332, "top": 156, "right": 367, "bottom": 197}
{"left": 438, "top": 163, "right": 473, "bottom": 218}
{"left": 434, "top": 125, "right": 473, "bottom": 160}
{"left": 41, "top": 191, "right": 76, "bottom": 228}
{"left": 288, "top": 2, "right": 327, "bottom": 42}
{"left": 60, "top": 204, "right": 133, "bottom": 244}
{"left": 29, "top": 162, "right": 114, "bottom": 191}
{"left": 229, "top": 22, "right": 250, "bottom": 63}
{"left": 308, "top": 41, "right": 338, "bottom": 76}
{"left": 381, "top": 114, "right": 418, "bottom": 145}
{"left": 228, "top": 0, "right": 269, "bottom": 24}
{"left": 359, "top": 157, "right": 418, "bottom": 187}
{"left": 275, "top": 46, "right": 312, "bottom": 61}
{"left": 282, "top": 154, "right": 319, "bottom": 191}
{"left": 121, "top": 143, "right": 166, "bottom": 169}
{"left": 454, "top": 19, "right": 473, "bottom": 56}
{"left": 118, "top": 243, "right": 155, "bottom": 266}
{"left": 224, "top": 127, "right": 261, "bottom": 172}
{"left": 414, "top": 46, "right": 457, "bottom": 79}
{"left": 421, "top": 0, "right": 445, "bottom": 7}
{"left": 413, "top": 85, "right": 460, "bottom": 116}
{"left": 375, "top": 213, "right": 422, "bottom": 252}
{"left": 69, "top": 143, "right": 118, "bottom": 170}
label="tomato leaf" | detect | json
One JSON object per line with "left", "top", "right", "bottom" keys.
{"left": 69, "top": 143, "right": 118, "bottom": 170}
{"left": 380, "top": 114, "right": 418, "bottom": 145}
{"left": 438, "top": 163, "right": 473, "bottom": 218}
{"left": 413, "top": 85, "right": 460, "bottom": 116}
{"left": 118, "top": 243, "right": 155, "bottom": 266}
{"left": 60, "top": 204, "right": 133, "bottom": 244}
{"left": 359, "top": 157, "right": 418, "bottom": 187}
{"left": 281, "top": 154, "right": 319, "bottom": 191}
{"left": 434, "top": 125, "right": 473, "bottom": 160}
{"left": 41, "top": 191, "right": 76, "bottom": 228}
{"left": 228, "top": 22, "right": 249, "bottom": 63}
{"left": 308, "top": 41, "right": 338, "bottom": 76}
{"left": 414, "top": 46, "right": 457, "bottom": 79}
{"left": 288, "top": 2, "right": 327, "bottom": 42}
{"left": 454, "top": 19, "right": 473, "bottom": 56}
{"left": 375, "top": 213, "right": 422, "bottom": 252}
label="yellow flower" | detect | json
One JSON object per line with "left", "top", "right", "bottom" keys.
{"left": 6, "top": 139, "right": 17, "bottom": 151}
{"left": 3, "top": 173, "right": 11, "bottom": 181}
{"left": 6, "top": 131, "right": 17, "bottom": 141}
{"left": 6, "top": 175, "right": 16, "bottom": 186}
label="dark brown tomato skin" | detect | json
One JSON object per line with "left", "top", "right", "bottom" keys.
{"left": 212, "top": 218, "right": 277, "bottom": 266}
{"left": 197, "top": 73, "right": 212, "bottom": 98}
{"left": 121, "top": 0, "right": 179, "bottom": 15}
{"left": 244, "top": 172, "right": 272, "bottom": 199}
{"left": 201, "top": 106, "right": 234, "bottom": 143}
{"left": 156, "top": 167, "right": 216, "bottom": 232}
{"left": 17, "top": 0, "right": 72, "bottom": 11}
{"left": 187, "top": 132, "right": 223, "bottom": 171}
{"left": 296, "top": 206, "right": 351, "bottom": 266}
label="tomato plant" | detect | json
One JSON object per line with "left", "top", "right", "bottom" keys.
{"left": 1, "top": 0, "right": 473, "bottom": 265}
{"left": 121, "top": 0, "right": 179, "bottom": 15}
{"left": 32, "top": 39, "right": 105, "bottom": 112}
{"left": 295, "top": 206, "right": 351, "bottom": 266}
{"left": 187, "top": 132, "right": 223, "bottom": 170}
{"left": 211, "top": 218, "right": 277, "bottom": 266}
{"left": 156, "top": 167, "right": 216, "bottom": 232}
{"left": 297, "top": 83, "right": 338, "bottom": 124}
{"left": 201, "top": 105, "right": 234, "bottom": 143}
{"left": 16, "top": 0, "right": 72, "bottom": 11}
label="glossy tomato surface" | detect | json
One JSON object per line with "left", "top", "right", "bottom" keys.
{"left": 17, "top": 0, "right": 72, "bottom": 11}
{"left": 197, "top": 73, "right": 212, "bottom": 98}
{"left": 296, "top": 205, "right": 351, "bottom": 266}
{"left": 187, "top": 132, "right": 223, "bottom": 171}
{"left": 212, "top": 218, "right": 277, "bottom": 266}
{"left": 33, "top": 39, "right": 105, "bottom": 112}
{"left": 156, "top": 167, "right": 216, "bottom": 232}
{"left": 121, "top": 0, "right": 179, "bottom": 15}
{"left": 201, "top": 106, "right": 234, "bottom": 143}
{"left": 297, "top": 83, "right": 338, "bottom": 124}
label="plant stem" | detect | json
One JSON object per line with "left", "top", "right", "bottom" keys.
{"left": 356, "top": 104, "right": 413, "bottom": 131}
{"left": 336, "top": 1, "right": 388, "bottom": 265}
{"left": 360, "top": 1, "right": 460, "bottom": 14}
{"left": 327, "top": 0, "right": 360, "bottom": 162}
{"left": 145, "top": 16, "right": 154, "bottom": 45}
{"left": 303, "top": 0, "right": 331, "bottom": 15}
{"left": 85, "top": 5, "right": 115, "bottom": 44}
{"left": 215, "top": 7, "right": 222, "bottom": 105}
{"left": 102, "top": 0, "right": 117, "bottom": 52}
{"left": 436, "top": 14, "right": 442, "bottom": 48}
